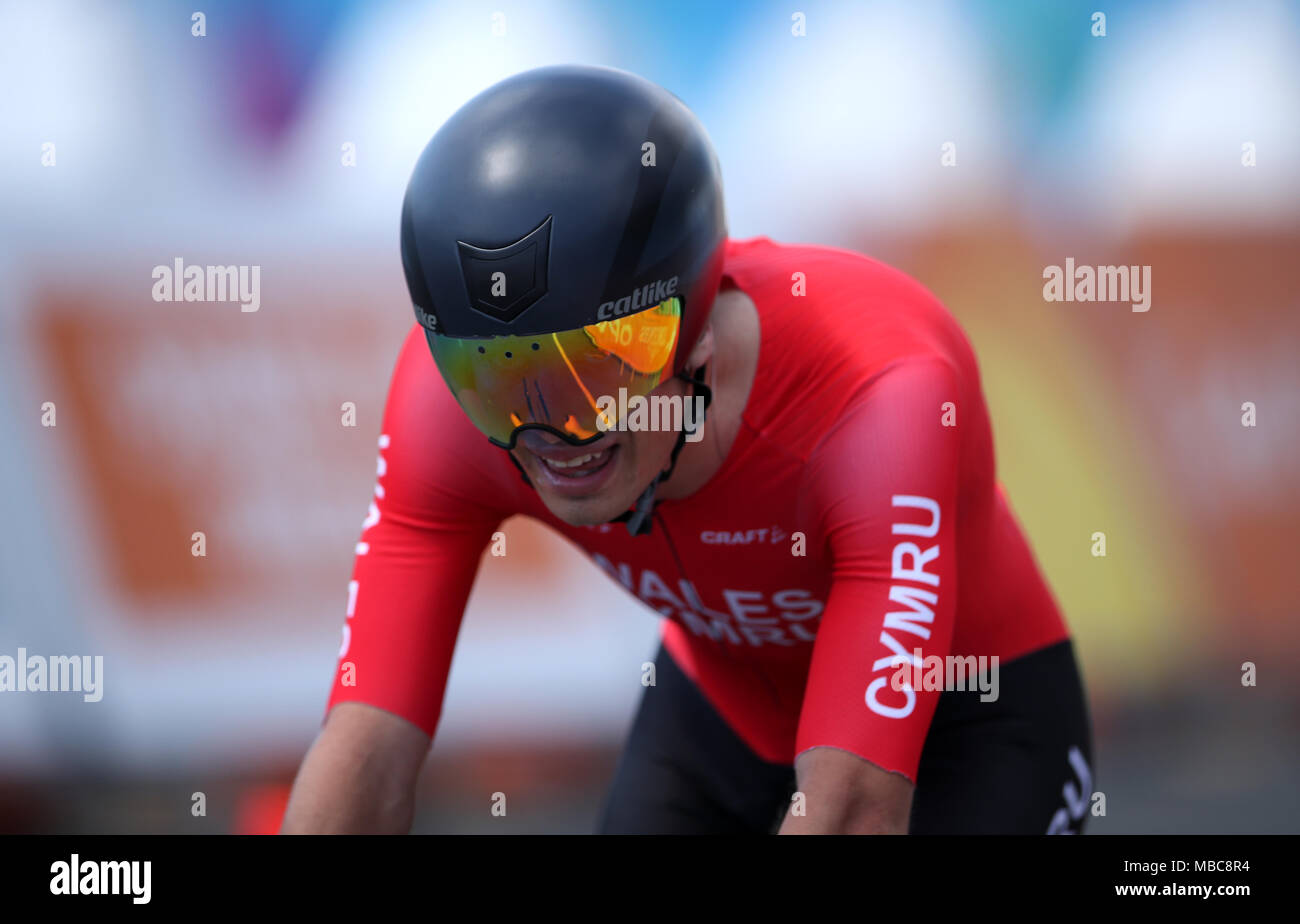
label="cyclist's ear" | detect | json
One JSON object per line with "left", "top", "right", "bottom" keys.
{"left": 684, "top": 321, "right": 714, "bottom": 374}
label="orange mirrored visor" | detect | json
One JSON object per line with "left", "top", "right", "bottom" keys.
{"left": 427, "top": 297, "right": 682, "bottom": 446}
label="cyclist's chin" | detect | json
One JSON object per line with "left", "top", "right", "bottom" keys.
{"left": 521, "top": 439, "right": 642, "bottom": 527}
{"left": 541, "top": 493, "right": 636, "bottom": 528}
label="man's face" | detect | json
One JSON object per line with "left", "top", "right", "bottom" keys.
{"left": 510, "top": 374, "right": 691, "bottom": 526}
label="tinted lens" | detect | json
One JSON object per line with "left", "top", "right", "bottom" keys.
{"left": 427, "top": 297, "right": 682, "bottom": 446}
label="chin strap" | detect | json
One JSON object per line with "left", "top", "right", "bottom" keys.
{"left": 609, "top": 363, "right": 712, "bottom": 537}
{"left": 503, "top": 365, "right": 713, "bottom": 538}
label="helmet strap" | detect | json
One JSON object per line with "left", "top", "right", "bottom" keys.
{"left": 613, "top": 363, "right": 712, "bottom": 536}
{"left": 506, "top": 446, "right": 533, "bottom": 487}
{"left": 500, "top": 364, "right": 714, "bottom": 539}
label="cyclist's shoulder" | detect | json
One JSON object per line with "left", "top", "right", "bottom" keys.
{"left": 725, "top": 236, "right": 946, "bottom": 311}
{"left": 383, "top": 323, "right": 474, "bottom": 441}
{"left": 377, "top": 324, "right": 521, "bottom": 515}
{"left": 729, "top": 236, "right": 970, "bottom": 375}
{"left": 729, "top": 238, "right": 977, "bottom": 451}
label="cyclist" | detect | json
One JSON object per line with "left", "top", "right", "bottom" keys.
{"left": 282, "top": 64, "right": 1093, "bottom": 835}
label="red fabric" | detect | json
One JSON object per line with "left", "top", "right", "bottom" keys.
{"left": 327, "top": 237, "right": 1069, "bottom": 782}
{"left": 233, "top": 783, "right": 292, "bottom": 835}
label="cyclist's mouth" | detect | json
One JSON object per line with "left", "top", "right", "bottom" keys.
{"left": 528, "top": 443, "right": 620, "bottom": 495}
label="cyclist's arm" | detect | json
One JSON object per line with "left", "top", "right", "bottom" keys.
{"left": 785, "top": 357, "right": 962, "bottom": 833}
{"left": 281, "top": 702, "right": 428, "bottom": 834}
{"left": 780, "top": 747, "right": 914, "bottom": 834}
{"left": 283, "top": 326, "right": 509, "bottom": 834}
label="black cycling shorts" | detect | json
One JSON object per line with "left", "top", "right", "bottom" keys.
{"left": 597, "top": 639, "right": 1094, "bottom": 834}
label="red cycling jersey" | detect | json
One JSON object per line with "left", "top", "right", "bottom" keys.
{"left": 327, "top": 237, "right": 1069, "bottom": 782}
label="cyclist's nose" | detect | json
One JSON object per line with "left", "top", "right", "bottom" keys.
{"left": 518, "top": 428, "right": 565, "bottom": 449}
{"left": 517, "top": 428, "right": 608, "bottom": 451}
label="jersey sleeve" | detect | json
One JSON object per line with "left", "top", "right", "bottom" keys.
{"left": 795, "top": 357, "right": 963, "bottom": 782}
{"left": 325, "top": 325, "right": 509, "bottom": 736}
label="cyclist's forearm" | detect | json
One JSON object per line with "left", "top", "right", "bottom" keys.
{"left": 281, "top": 705, "right": 427, "bottom": 834}
{"left": 778, "top": 746, "right": 913, "bottom": 835}
{"left": 282, "top": 742, "right": 415, "bottom": 833}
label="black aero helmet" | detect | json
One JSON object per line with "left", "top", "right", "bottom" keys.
{"left": 399, "top": 64, "right": 726, "bottom": 451}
